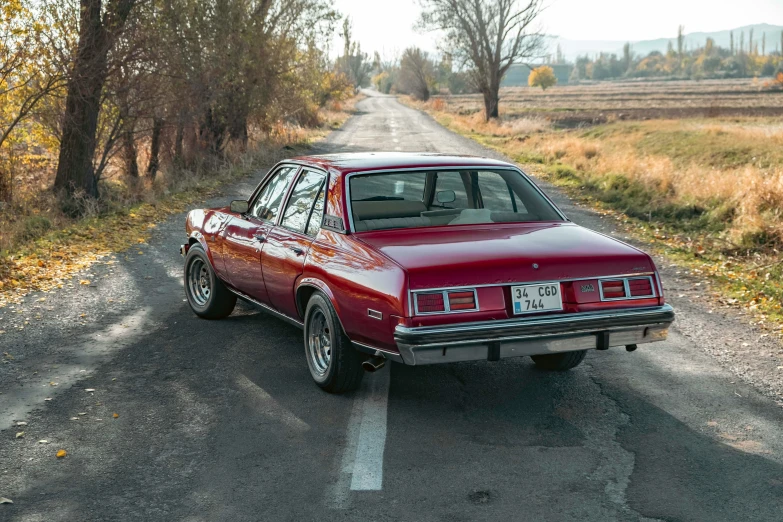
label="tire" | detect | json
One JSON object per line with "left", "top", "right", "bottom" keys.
{"left": 531, "top": 350, "right": 587, "bottom": 371}
{"left": 304, "top": 292, "right": 364, "bottom": 393}
{"left": 184, "top": 243, "right": 236, "bottom": 319}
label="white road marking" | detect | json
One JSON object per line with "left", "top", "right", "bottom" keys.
{"left": 327, "top": 365, "right": 391, "bottom": 508}
{"left": 350, "top": 366, "right": 390, "bottom": 490}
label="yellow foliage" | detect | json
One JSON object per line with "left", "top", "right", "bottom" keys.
{"left": 528, "top": 66, "right": 557, "bottom": 90}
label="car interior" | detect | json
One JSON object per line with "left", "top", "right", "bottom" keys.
{"left": 350, "top": 169, "right": 563, "bottom": 231}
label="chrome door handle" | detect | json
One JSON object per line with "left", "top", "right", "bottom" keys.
{"left": 290, "top": 247, "right": 305, "bottom": 256}
{"left": 254, "top": 234, "right": 266, "bottom": 243}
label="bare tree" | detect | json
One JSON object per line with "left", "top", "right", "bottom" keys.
{"left": 398, "top": 47, "right": 435, "bottom": 101}
{"left": 53, "top": 0, "right": 138, "bottom": 198}
{"left": 419, "top": 0, "right": 544, "bottom": 120}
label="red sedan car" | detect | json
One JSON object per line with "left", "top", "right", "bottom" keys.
{"left": 182, "top": 153, "right": 674, "bottom": 393}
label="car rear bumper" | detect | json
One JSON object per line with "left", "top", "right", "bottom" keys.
{"left": 393, "top": 304, "right": 675, "bottom": 365}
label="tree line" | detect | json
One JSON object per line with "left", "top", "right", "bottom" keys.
{"left": 2, "top": 0, "right": 549, "bottom": 218}
{"left": 1, "top": 0, "right": 369, "bottom": 210}
{"left": 569, "top": 27, "right": 783, "bottom": 82}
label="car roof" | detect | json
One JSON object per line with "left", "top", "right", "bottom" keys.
{"left": 287, "top": 152, "right": 515, "bottom": 176}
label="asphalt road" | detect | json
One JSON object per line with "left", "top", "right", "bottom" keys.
{"left": 2, "top": 91, "right": 783, "bottom": 522}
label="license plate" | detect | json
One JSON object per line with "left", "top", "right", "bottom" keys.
{"left": 511, "top": 283, "right": 563, "bottom": 315}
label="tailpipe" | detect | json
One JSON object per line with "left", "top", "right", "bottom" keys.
{"left": 362, "top": 355, "right": 386, "bottom": 373}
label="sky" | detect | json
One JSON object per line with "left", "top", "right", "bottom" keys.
{"left": 331, "top": 0, "right": 783, "bottom": 58}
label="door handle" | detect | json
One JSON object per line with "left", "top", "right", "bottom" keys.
{"left": 254, "top": 234, "right": 266, "bottom": 243}
{"left": 290, "top": 246, "right": 305, "bottom": 256}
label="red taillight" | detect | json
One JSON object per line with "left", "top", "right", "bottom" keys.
{"left": 628, "top": 277, "right": 653, "bottom": 297}
{"left": 416, "top": 292, "right": 445, "bottom": 313}
{"left": 448, "top": 291, "right": 476, "bottom": 311}
{"left": 601, "top": 280, "right": 626, "bottom": 299}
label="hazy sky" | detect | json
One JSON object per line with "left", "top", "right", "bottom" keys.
{"left": 332, "top": 0, "right": 783, "bottom": 57}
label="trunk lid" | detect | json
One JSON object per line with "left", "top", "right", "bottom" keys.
{"left": 355, "top": 223, "right": 654, "bottom": 290}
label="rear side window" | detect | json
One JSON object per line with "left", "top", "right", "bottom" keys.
{"left": 281, "top": 169, "right": 327, "bottom": 234}
{"left": 305, "top": 185, "right": 326, "bottom": 237}
{"left": 250, "top": 166, "right": 298, "bottom": 222}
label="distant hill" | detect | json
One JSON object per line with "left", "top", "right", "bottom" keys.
{"left": 553, "top": 24, "right": 783, "bottom": 61}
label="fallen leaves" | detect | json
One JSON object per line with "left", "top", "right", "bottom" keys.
{"left": 0, "top": 497, "right": 12, "bottom": 504}
{"left": 15, "top": 432, "right": 24, "bottom": 439}
{"left": 56, "top": 449, "right": 67, "bottom": 458}
{"left": 79, "top": 279, "right": 90, "bottom": 285}
{"left": 113, "top": 413, "right": 119, "bottom": 419}
{"left": 84, "top": 388, "right": 95, "bottom": 392}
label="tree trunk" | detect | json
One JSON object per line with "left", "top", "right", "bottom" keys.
{"left": 146, "top": 117, "right": 163, "bottom": 179}
{"left": 174, "top": 112, "right": 185, "bottom": 166}
{"left": 483, "top": 88, "right": 499, "bottom": 120}
{"left": 121, "top": 124, "right": 139, "bottom": 178}
{"left": 53, "top": 0, "right": 136, "bottom": 198}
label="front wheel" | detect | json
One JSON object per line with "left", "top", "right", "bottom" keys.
{"left": 531, "top": 350, "right": 587, "bottom": 371}
{"left": 184, "top": 243, "right": 236, "bottom": 319}
{"left": 304, "top": 292, "right": 364, "bottom": 393}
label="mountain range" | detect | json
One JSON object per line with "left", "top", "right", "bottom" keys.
{"left": 553, "top": 23, "right": 783, "bottom": 61}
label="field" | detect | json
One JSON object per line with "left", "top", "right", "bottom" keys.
{"left": 447, "top": 79, "right": 783, "bottom": 125}
{"left": 410, "top": 78, "right": 783, "bottom": 329}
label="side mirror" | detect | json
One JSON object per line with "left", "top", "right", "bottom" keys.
{"left": 436, "top": 190, "right": 456, "bottom": 204}
{"left": 230, "top": 200, "right": 249, "bottom": 214}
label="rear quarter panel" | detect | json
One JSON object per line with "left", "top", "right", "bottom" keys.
{"left": 302, "top": 231, "right": 407, "bottom": 351}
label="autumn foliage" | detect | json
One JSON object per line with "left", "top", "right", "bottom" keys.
{"left": 528, "top": 66, "right": 557, "bottom": 90}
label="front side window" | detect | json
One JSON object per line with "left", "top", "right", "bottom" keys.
{"left": 281, "top": 169, "right": 327, "bottom": 234}
{"left": 349, "top": 169, "right": 563, "bottom": 232}
{"left": 250, "top": 166, "right": 298, "bottom": 222}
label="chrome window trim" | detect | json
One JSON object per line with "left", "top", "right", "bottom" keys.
{"left": 599, "top": 275, "right": 656, "bottom": 302}
{"left": 276, "top": 166, "right": 329, "bottom": 229}
{"left": 344, "top": 165, "right": 568, "bottom": 234}
{"left": 412, "top": 288, "right": 480, "bottom": 316}
{"left": 247, "top": 164, "right": 303, "bottom": 224}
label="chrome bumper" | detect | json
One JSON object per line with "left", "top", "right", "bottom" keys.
{"left": 394, "top": 304, "right": 674, "bottom": 365}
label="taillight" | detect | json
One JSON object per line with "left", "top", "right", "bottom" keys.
{"left": 628, "top": 277, "right": 653, "bottom": 297}
{"left": 414, "top": 289, "right": 478, "bottom": 314}
{"left": 448, "top": 291, "right": 476, "bottom": 310}
{"left": 416, "top": 292, "right": 445, "bottom": 313}
{"left": 601, "top": 280, "right": 626, "bottom": 299}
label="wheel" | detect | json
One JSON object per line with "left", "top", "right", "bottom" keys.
{"left": 531, "top": 350, "right": 587, "bottom": 371}
{"left": 184, "top": 243, "right": 236, "bottom": 319}
{"left": 304, "top": 292, "right": 364, "bottom": 393}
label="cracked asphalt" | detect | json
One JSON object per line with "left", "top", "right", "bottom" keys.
{"left": 1, "top": 91, "right": 782, "bottom": 521}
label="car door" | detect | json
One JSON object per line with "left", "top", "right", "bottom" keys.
{"left": 222, "top": 165, "right": 299, "bottom": 303}
{"left": 262, "top": 168, "right": 327, "bottom": 318}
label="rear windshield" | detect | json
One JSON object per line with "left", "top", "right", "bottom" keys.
{"left": 349, "top": 169, "right": 564, "bottom": 232}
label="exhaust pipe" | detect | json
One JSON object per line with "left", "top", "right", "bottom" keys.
{"left": 362, "top": 355, "right": 386, "bottom": 373}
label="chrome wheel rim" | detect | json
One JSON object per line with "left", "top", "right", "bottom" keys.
{"left": 307, "top": 309, "right": 332, "bottom": 376}
{"left": 188, "top": 258, "right": 211, "bottom": 306}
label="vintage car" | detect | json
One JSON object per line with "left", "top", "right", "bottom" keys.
{"left": 182, "top": 153, "right": 674, "bottom": 393}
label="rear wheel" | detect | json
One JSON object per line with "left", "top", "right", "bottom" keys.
{"left": 304, "top": 292, "right": 364, "bottom": 393}
{"left": 184, "top": 243, "right": 236, "bottom": 319}
{"left": 531, "top": 350, "right": 587, "bottom": 371}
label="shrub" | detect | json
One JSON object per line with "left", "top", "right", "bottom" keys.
{"left": 528, "top": 66, "right": 557, "bottom": 90}
{"left": 20, "top": 215, "right": 52, "bottom": 240}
